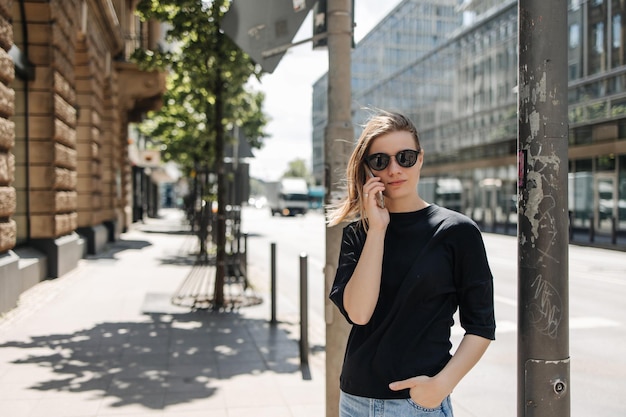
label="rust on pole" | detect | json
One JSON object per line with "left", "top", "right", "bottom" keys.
{"left": 324, "top": 1, "right": 354, "bottom": 416}
{"left": 517, "top": 1, "right": 570, "bottom": 416}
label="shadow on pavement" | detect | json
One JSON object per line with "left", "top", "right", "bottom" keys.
{"left": 83, "top": 239, "right": 153, "bottom": 261}
{"left": 0, "top": 310, "right": 301, "bottom": 410}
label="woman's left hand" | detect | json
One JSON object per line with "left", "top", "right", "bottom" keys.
{"left": 389, "top": 375, "right": 449, "bottom": 409}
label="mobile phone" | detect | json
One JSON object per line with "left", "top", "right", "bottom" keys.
{"left": 365, "top": 165, "right": 385, "bottom": 209}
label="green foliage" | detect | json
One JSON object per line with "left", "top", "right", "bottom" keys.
{"left": 132, "top": 0, "right": 269, "bottom": 175}
{"left": 283, "top": 158, "right": 312, "bottom": 183}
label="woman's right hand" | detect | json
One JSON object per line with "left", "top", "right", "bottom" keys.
{"left": 363, "top": 176, "right": 389, "bottom": 230}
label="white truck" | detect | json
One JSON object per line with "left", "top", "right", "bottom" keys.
{"left": 265, "top": 177, "right": 309, "bottom": 216}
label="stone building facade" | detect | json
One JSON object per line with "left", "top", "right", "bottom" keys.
{"left": 0, "top": 0, "right": 166, "bottom": 315}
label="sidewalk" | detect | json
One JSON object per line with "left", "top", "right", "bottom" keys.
{"left": 0, "top": 209, "right": 325, "bottom": 417}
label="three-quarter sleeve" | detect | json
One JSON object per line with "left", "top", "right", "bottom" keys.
{"left": 453, "top": 223, "right": 496, "bottom": 340}
{"left": 329, "top": 222, "right": 366, "bottom": 325}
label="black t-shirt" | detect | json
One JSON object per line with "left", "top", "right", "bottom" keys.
{"left": 329, "top": 205, "right": 496, "bottom": 399}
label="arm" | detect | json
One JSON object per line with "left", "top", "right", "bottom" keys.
{"left": 389, "top": 334, "right": 491, "bottom": 408}
{"left": 342, "top": 175, "right": 389, "bottom": 325}
{"left": 342, "top": 226, "right": 386, "bottom": 325}
{"left": 433, "top": 334, "right": 491, "bottom": 393}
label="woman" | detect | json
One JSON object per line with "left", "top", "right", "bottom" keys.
{"left": 327, "top": 111, "right": 496, "bottom": 417}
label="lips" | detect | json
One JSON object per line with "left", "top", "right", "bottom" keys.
{"left": 387, "top": 180, "right": 405, "bottom": 187}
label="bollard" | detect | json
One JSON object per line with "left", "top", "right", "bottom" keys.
{"left": 299, "top": 253, "right": 309, "bottom": 366}
{"left": 270, "top": 242, "right": 277, "bottom": 325}
{"left": 243, "top": 233, "right": 248, "bottom": 278}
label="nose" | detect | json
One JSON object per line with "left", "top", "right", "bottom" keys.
{"left": 386, "top": 155, "right": 403, "bottom": 174}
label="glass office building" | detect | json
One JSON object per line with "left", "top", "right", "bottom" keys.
{"left": 311, "top": 0, "right": 463, "bottom": 186}
{"left": 312, "top": 0, "right": 626, "bottom": 245}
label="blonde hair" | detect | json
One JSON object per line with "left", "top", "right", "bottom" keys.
{"left": 326, "top": 110, "right": 421, "bottom": 228}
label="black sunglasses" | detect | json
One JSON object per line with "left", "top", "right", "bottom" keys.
{"left": 366, "top": 149, "right": 421, "bottom": 171}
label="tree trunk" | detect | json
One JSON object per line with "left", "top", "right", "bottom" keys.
{"left": 213, "top": 36, "right": 226, "bottom": 309}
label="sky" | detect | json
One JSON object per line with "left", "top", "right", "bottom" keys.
{"left": 248, "top": 0, "right": 402, "bottom": 181}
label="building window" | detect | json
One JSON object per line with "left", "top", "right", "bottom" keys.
{"left": 572, "top": 126, "right": 593, "bottom": 145}
{"left": 589, "top": 22, "right": 606, "bottom": 74}
{"left": 596, "top": 154, "right": 616, "bottom": 172}
{"left": 612, "top": 14, "right": 624, "bottom": 67}
{"left": 569, "top": 23, "right": 580, "bottom": 48}
{"left": 569, "top": 63, "right": 580, "bottom": 80}
{"left": 594, "top": 22, "right": 605, "bottom": 54}
{"left": 613, "top": 14, "right": 622, "bottom": 49}
{"left": 569, "top": 159, "right": 594, "bottom": 227}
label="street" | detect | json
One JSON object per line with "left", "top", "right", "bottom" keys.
{"left": 240, "top": 205, "right": 626, "bottom": 417}
{"left": 242, "top": 206, "right": 327, "bottom": 348}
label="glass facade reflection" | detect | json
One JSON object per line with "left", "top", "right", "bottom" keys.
{"left": 311, "top": 0, "right": 463, "bottom": 187}
{"left": 312, "top": 0, "right": 626, "bottom": 245}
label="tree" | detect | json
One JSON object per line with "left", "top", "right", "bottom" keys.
{"left": 133, "top": 0, "right": 269, "bottom": 308}
{"left": 134, "top": 0, "right": 268, "bottom": 173}
{"left": 283, "top": 158, "right": 312, "bottom": 183}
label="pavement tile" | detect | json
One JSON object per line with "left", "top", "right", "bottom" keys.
{"left": 0, "top": 379, "right": 47, "bottom": 400}
{"left": 289, "top": 404, "right": 327, "bottom": 417}
{"left": 97, "top": 393, "right": 166, "bottom": 415}
{"left": 162, "top": 389, "right": 226, "bottom": 411}
{"left": 0, "top": 209, "right": 325, "bottom": 417}
{"left": 0, "top": 399, "right": 36, "bottom": 417}
{"left": 226, "top": 405, "right": 294, "bottom": 417}
{"left": 28, "top": 395, "right": 103, "bottom": 417}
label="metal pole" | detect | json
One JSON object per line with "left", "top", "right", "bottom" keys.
{"left": 299, "top": 253, "right": 309, "bottom": 366}
{"left": 518, "top": 1, "right": 570, "bottom": 416}
{"left": 324, "top": 1, "right": 354, "bottom": 416}
{"left": 270, "top": 242, "right": 277, "bottom": 325}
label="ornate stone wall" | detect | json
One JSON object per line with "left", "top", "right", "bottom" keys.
{"left": 103, "top": 67, "right": 124, "bottom": 237}
{"left": 75, "top": 9, "right": 103, "bottom": 228}
{"left": 23, "top": 0, "right": 78, "bottom": 239}
{"left": 0, "top": 0, "right": 164, "bottom": 309}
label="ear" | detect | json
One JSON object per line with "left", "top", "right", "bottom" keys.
{"left": 417, "top": 149, "right": 425, "bottom": 169}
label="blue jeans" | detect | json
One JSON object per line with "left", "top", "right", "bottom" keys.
{"left": 339, "top": 390, "right": 454, "bottom": 417}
